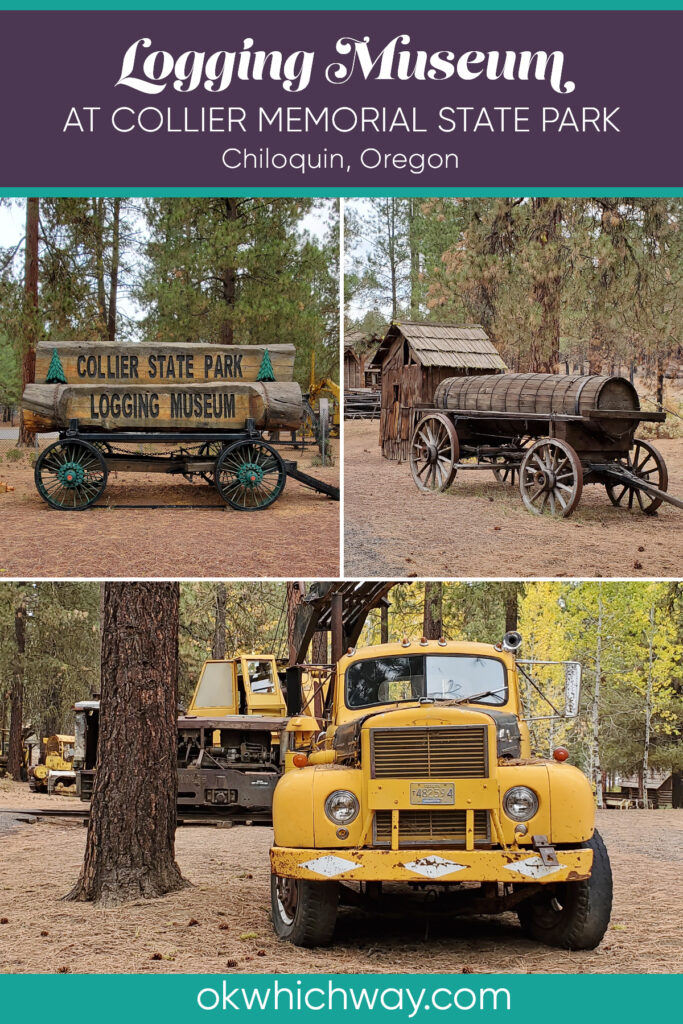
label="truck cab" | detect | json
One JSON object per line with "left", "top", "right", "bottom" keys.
{"left": 270, "top": 634, "right": 612, "bottom": 950}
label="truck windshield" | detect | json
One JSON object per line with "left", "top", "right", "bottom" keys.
{"left": 346, "top": 654, "right": 507, "bottom": 710}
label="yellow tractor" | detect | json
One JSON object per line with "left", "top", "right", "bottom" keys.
{"left": 29, "top": 734, "right": 75, "bottom": 793}
{"left": 304, "top": 353, "right": 340, "bottom": 447}
{"left": 270, "top": 632, "right": 612, "bottom": 950}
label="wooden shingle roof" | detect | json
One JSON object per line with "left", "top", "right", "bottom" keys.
{"left": 372, "top": 321, "right": 505, "bottom": 371}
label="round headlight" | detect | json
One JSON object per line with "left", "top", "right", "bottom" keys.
{"left": 324, "top": 789, "right": 360, "bottom": 825}
{"left": 503, "top": 786, "right": 539, "bottom": 822}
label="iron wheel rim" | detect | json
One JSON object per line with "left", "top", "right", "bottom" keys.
{"left": 519, "top": 439, "right": 583, "bottom": 518}
{"left": 605, "top": 438, "right": 668, "bottom": 514}
{"left": 410, "top": 414, "right": 459, "bottom": 493}
{"left": 35, "top": 440, "right": 108, "bottom": 510}
{"left": 215, "top": 439, "right": 286, "bottom": 510}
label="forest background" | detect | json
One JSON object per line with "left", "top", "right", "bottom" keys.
{"left": 346, "top": 197, "right": 682, "bottom": 413}
{"left": 0, "top": 580, "right": 680, "bottom": 805}
{"left": 0, "top": 197, "right": 340, "bottom": 426}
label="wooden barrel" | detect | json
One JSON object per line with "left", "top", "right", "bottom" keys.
{"left": 22, "top": 381, "right": 303, "bottom": 433}
{"left": 434, "top": 374, "right": 639, "bottom": 418}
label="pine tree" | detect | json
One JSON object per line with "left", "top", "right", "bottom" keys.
{"left": 45, "top": 347, "right": 67, "bottom": 383}
{"left": 257, "top": 348, "right": 276, "bottom": 382}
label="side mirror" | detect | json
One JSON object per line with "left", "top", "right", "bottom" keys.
{"left": 564, "top": 662, "right": 582, "bottom": 718}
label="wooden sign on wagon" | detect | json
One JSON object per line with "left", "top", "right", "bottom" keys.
{"left": 22, "top": 381, "right": 303, "bottom": 433}
{"left": 34, "top": 341, "right": 295, "bottom": 385}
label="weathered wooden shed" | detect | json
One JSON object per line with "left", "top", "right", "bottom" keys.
{"left": 344, "top": 331, "right": 382, "bottom": 390}
{"left": 374, "top": 321, "right": 506, "bottom": 460}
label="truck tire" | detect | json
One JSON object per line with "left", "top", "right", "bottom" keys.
{"left": 517, "top": 831, "right": 612, "bottom": 950}
{"left": 270, "top": 872, "right": 338, "bottom": 947}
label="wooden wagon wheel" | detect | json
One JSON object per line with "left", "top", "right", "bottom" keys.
{"left": 35, "top": 439, "right": 108, "bottom": 510}
{"left": 487, "top": 455, "right": 519, "bottom": 486}
{"left": 410, "top": 413, "right": 459, "bottom": 493}
{"left": 215, "top": 439, "right": 286, "bottom": 510}
{"left": 519, "top": 438, "right": 583, "bottom": 518}
{"left": 605, "top": 438, "right": 668, "bottom": 514}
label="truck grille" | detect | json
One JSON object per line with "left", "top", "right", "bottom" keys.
{"left": 374, "top": 809, "right": 489, "bottom": 847}
{"left": 370, "top": 726, "right": 488, "bottom": 779}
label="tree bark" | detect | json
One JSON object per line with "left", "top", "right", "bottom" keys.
{"left": 286, "top": 581, "right": 305, "bottom": 665}
{"left": 503, "top": 583, "right": 521, "bottom": 633}
{"left": 66, "top": 582, "right": 187, "bottom": 905}
{"left": 18, "top": 197, "right": 39, "bottom": 447}
{"left": 219, "top": 198, "right": 239, "bottom": 345}
{"left": 422, "top": 582, "right": 443, "bottom": 640}
{"left": 8, "top": 599, "right": 26, "bottom": 781}
{"left": 311, "top": 631, "right": 328, "bottom": 663}
{"left": 107, "top": 198, "right": 121, "bottom": 341}
{"left": 380, "top": 602, "right": 389, "bottom": 644}
{"left": 641, "top": 603, "right": 655, "bottom": 807}
{"left": 212, "top": 583, "right": 227, "bottom": 660}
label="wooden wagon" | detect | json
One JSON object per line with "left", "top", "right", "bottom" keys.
{"left": 409, "top": 373, "right": 680, "bottom": 517}
{"left": 23, "top": 341, "right": 339, "bottom": 511}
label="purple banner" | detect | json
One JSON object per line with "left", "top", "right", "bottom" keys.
{"left": 0, "top": 10, "right": 680, "bottom": 188}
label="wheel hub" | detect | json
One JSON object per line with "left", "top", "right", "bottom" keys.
{"left": 236, "top": 461, "right": 264, "bottom": 488}
{"left": 426, "top": 442, "right": 439, "bottom": 463}
{"left": 534, "top": 469, "right": 555, "bottom": 491}
{"left": 56, "top": 460, "right": 85, "bottom": 488}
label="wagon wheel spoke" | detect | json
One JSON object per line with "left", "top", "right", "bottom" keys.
{"left": 605, "top": 438, "right": 667, "bottom": 515}
{"left": 410, "top": 414, "right": 459, "bottom": 494}
{"left": 519, "top": 438, "right": 582, "bottom": 518}
{"left": 215, "top": 440, "right": 286, "bottom": 510}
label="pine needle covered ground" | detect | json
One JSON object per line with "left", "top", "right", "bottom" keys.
{"left": 0, "top": 785, "right": 679, "bottom": 974}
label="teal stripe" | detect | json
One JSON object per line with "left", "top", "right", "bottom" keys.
{"left": 1, "top": 188, "right": 682, "bottom": 198}
{"left": 0, "top": 2, "right": 681, "bottom": 10}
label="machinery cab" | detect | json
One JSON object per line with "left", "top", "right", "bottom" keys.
{"left": 186, "top": 655, "right": 285, "bottom": 719}
{"left": 29, "top": 734, "right": 75, "bottom": 791}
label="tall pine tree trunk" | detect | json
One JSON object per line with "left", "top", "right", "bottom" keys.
{"left": 423, "top": 582, "right": 443, "bottom": 640}
{"left": 219, "top": 198, "right": 238, "bottom": 344}
{"left": 18, "top": 198, "right": 39, "bottom": 447}
{"left": 380, "top": 602, "right": 389, "bottom": 644}
{"left": 67, "top": 582, "right": 187, "bottom": 905}
{"left": 286, "top": 581, "right": 304, "bottom": 665}
{"left": 8, "top": 599, "right": 26, "bottom": 781}
{"left": 107, "top": 198, "right": 121, "bottom": 341}
{"left": 212, "top": 583, "right": 227, "bottom": 660}
{"left": 641, "top": 603, "right": 655, "bottom": 807}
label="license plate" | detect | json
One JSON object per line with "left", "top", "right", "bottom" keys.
{"left": 410, "top": 782, "right": 455, "bottom": 805}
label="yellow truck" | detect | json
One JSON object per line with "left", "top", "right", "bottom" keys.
{"left": 270, "top": 632, "right": 612, "bottom": 950}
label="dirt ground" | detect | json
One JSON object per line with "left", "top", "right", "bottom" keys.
{"left": 0, "top": 441, "right": 339, "bottom": 578}
{"left": 344, "top": 422, "right": 683, "bottom": 578}
{"left": 0, "top": 781, "right": 679, "bottom": 974}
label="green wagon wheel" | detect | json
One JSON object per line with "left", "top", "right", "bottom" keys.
{"left": 215, "top": 439, "right": 286, "bottom": 510}
{"left": 605, "top": 438, "right": 668, "bottom": 515}
{"left": 35, "top": 439, "right": 108, "bottom": 510}
{"left": 519, "top": 438, "right": 583, "bottom": 518}
{"left": 410, "top": 413, "right": 459, "bottom": 493}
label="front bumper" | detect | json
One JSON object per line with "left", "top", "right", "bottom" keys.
{"left": 270, "top": 846, "right": 593, "bottom": 884}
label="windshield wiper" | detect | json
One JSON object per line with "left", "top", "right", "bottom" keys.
{"left": 454, "top": 686, "right": 507, "bottom": 705}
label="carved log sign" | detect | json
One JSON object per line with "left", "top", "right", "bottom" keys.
{"left": 23, "top": 342, "right": 303, "bottom": 432}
